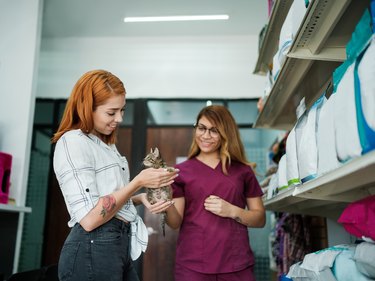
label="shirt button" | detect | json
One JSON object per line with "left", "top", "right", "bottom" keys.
{"left": 122, "top": 167, "right": 125, "bottom": 170}
{"left": 85, "top": 188, "right": 89, "bottom": 192}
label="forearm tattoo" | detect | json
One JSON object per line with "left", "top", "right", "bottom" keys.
{"left": 234, "top": 216, "right": 242, "bottom": 223}
{"left": 100, "top": 195, "right": 116, "bottom": 218}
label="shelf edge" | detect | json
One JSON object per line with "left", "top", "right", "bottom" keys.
{"left": 0, "top": 203, "right": 32, "bottom": 213}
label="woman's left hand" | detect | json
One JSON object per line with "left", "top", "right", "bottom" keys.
{"left": 204, "top": 195, "right": 233, "bottom": 218}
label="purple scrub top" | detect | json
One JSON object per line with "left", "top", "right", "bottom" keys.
{"left": 172, "top": 158, "right": 263, "bottom": 274}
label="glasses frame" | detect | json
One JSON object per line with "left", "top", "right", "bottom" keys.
{"left": 194, "top": 123, "right": 220, "bottom": 138}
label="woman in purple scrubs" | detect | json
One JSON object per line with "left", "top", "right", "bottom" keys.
{"left": 165, "top": 105, "right": 266, "bottom": 281}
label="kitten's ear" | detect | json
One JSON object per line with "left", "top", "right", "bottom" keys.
{"left": 154, "top": 147, "right": 159, "bottom": 155}
{"left": 150, "top": 148, "right": 153, "bottom": 153}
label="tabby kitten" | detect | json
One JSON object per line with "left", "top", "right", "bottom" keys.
{"left": 143, "top": 147, "right": 173, "bottom": 236}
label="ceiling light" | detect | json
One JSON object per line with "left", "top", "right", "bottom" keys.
{"left": 124, "top": 15, "right": 229, "bottom": 23}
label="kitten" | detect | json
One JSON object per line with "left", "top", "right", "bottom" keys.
{"left": 142, "top": 147, "right": 173, "bottom": 236}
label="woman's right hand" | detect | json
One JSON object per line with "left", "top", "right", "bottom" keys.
{"left": 134, "top": 167, "right": 179, "bottom": 189}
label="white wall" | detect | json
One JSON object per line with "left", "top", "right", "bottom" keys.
{"left": 37, "top": 35, "right": 266, "bottom": 99}
{"left": 0, "top": 0, "right": 42, "bottom": 274}
{"left": 0, "top": 0, "right": 42, "bottom": 205}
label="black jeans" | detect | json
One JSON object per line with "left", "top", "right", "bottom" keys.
{"left": 58, "top": 218, "right": 139, "bottom": 281}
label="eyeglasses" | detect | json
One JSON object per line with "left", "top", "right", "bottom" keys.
{"left": 194, "top": 124, "right": 220, "bottom": 138}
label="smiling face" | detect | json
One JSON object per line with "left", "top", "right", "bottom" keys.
{"left": 91, "top": 94, "right": 126, "bottom": 141}
{"left": 195, "top": 116, "right": 221, "bottom": 156}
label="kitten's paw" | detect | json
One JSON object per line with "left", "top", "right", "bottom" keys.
{"left": 164, "top": 167, "right": 176, "bottom": 172}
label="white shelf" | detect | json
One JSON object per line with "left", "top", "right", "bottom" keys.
{"left": 253, "top": 0, "right": 370, "bottom": 130}
{"left": 287, "top": 0, "right": 360, "bottom": 61}
{"left": 264, "top": 187, "right": 304, "bottom": 211}
{"left": 254, "top": 57, "right": 338, "bottom": 130}
{"left": 0, "top": 203, "right": 32, "bottom": 213}
{"left": 253, "top": 0, "right": 293, "bottom": 75}
{"left": 263, "top": 186, "right": 346, "bottom": 219}
{"left": 264, "top": 151, "right": 375, "bottom": 218}
{"left": 294, "top": 150, "right": 375, "bottom": 201}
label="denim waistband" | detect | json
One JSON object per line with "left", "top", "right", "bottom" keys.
{"left": 114, "top": 215, "right": 130, "bottom": 225}
{"left": 106, "top": 216, "right": 131, "bottom": 232}
{"left": 70, "top": 217, "right": 130, "bottom": 241}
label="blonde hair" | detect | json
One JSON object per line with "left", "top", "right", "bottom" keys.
{"left": 188, "top": 105, "right": 253, "bottom": 175}
{"left": 51, "top": 70, "right": 126, "bottom": 144}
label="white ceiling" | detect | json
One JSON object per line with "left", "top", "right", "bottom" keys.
{"left": 41, "top": 0, "right": 268, "bottom": 38}
{"left": 38, "top": 0, "right": 270, "bottom": 101}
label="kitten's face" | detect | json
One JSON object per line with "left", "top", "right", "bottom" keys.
{"left": 143, "top": 148, "right": 164, "bottom": 168}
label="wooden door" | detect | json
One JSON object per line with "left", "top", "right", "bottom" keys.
{"left": 143, "top": 127, "right": 193, "bottom": 281}
{"left": 43, "top": 175, "right": 70, "bottom": 265}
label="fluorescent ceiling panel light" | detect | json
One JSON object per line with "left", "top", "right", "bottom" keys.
{"left": 124, "top": 15, "right": 229, "bottom": 23}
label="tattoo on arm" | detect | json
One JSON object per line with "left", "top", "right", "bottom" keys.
{"left": 234, "top": 216, "right": 242, "bottom": 223}
{"left": 100, "top": 195, "right": 116, "bottom": 218}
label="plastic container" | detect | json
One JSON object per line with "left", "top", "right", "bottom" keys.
{"left": 0, "top": 152, "right": 12, "bottom": 204}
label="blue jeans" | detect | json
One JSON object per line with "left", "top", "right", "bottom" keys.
{"left": 58, "top": 218, "right": 139, "bottom": 281}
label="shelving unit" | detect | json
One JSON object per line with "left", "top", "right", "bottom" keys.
{"left": 255, "top": 0, "right": 372, "bottom": 215}
{"left": 253, "top": 0, "right": 370, "bottom": 130}
{"left": 255, "top": 58, "right": 338, "bottom": 130}
{"left": 264, "top": 188, "right": 305, "bottom": 213}
{"left": 264, "top": 150, "right": 375, "bottom": 219}
{"left": 0, "top": 203, "right": 31, "bottom": 213}
{"left": 288, "top": 0, "right": 365, "bottom": 61}
{"left": 253, "top": 0, "right": 293, "bottom": 75}
{"left": 294, "top": 150, "right": 375, "bottom": 201}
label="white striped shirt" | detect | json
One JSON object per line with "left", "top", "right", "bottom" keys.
{"left": 53, "top": 129, "right": 147, "bottom": 260}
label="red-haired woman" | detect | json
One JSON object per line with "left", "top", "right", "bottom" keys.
{"left": 52, "top": 70, "right": 177, "bottom": 281}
